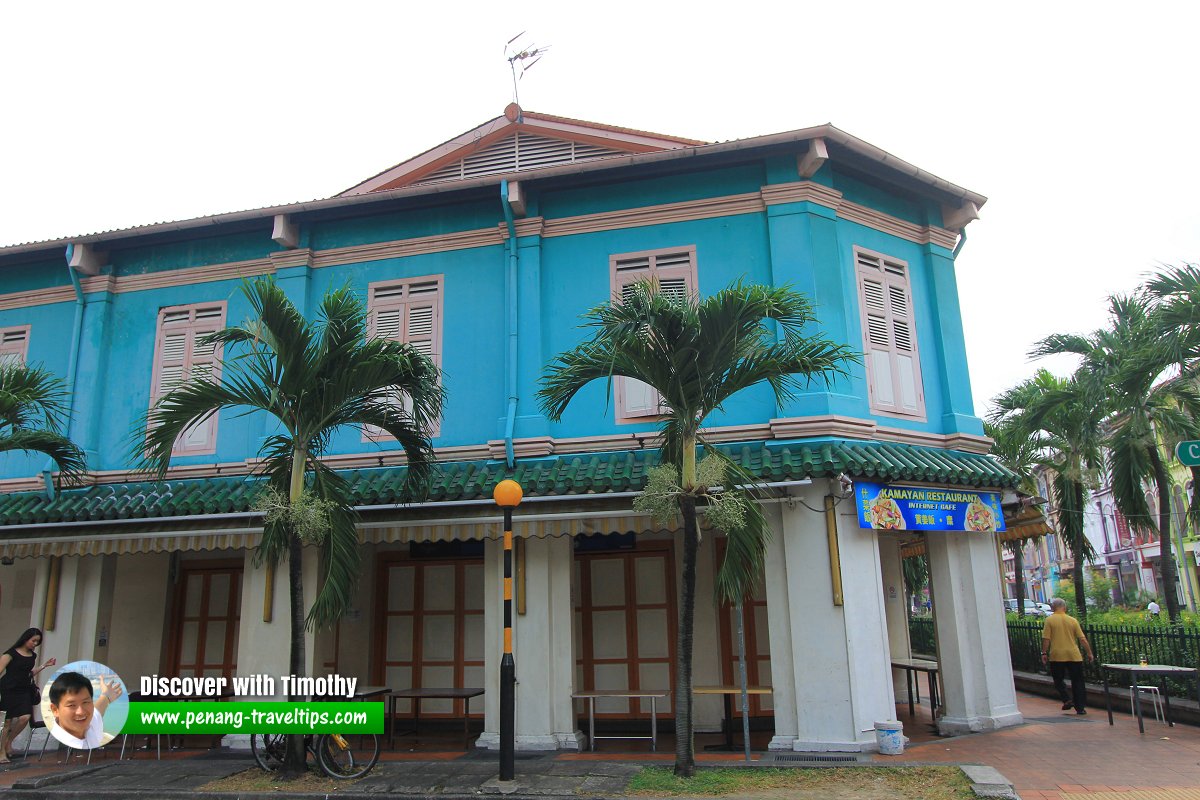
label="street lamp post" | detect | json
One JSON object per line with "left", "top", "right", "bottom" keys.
{"left": 493, "top": 479, "right": 523, "bottom": 782}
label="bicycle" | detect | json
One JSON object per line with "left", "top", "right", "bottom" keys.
{"left": 250, "top": 731, "right": 380, "bottom": 779}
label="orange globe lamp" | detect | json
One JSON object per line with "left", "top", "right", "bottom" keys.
{"left": 493, "top": 479, "right": 523, "bottom": 508}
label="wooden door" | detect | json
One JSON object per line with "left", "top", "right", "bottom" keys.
{"left": 376, "top": 557, "right": 484, "bottom": 718}
{"left": 169, "top": 562, "right": 242, "bottom": 679}
{"left": 573, "top": 544, "right": 676, "bottom": 718}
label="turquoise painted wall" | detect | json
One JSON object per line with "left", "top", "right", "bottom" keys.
{"left": 0, "top": 147, "right": 985, "bottom": 480}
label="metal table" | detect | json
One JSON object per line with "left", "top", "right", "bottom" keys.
{"left": 1100, "top": 663, "right": 1200, "bottom": 734}
{"left": 351, "top": 685, "right": 391, "bottom": 701}
{"left": 891, "top": 657, "right": 940, "bottom": 718}
{"left": 572, "top": 689, "right": 668, "bottom": 752}
{"left": 693, "top": 685, "right": 772, "bottom": 751}
{"left": 388, "top": 687, "right": 484, "bottom": 750}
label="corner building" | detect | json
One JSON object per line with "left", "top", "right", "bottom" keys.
{"left": 0, "top": 106, "right": 1022, "bottom": 751}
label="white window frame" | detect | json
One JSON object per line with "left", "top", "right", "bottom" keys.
{"left": 149, "top": 302, "right": 227, "bottom": 456}
{"left": 364, "top": 274, "right": 443, "bottom": 441}
{"left": 609, "top": 246, "right": 698, "bottom": 424}
{"left": 853, "top": 247, "right": 926, "bottom": 421}
{"left": 0, "top": 325, "right": 31, "bottom": 367}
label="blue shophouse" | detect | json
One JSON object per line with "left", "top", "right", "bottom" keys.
{"left": 0, "top": 105, "right": 1023, "bottom": 751}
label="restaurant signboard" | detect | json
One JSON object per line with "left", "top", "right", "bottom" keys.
{"left": 855, "top": 482, "right": 1005, "bottom": 532}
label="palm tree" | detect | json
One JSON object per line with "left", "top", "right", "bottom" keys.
{"left": 538, "top": 279, "right": 857, "bottom": 776}
{"left": 142, "top": 278, "right": 444, "bottom": 775}
{"left": 1035, "top": 293, "right": 1200, "bottom": 622}
{"left": 988, "top": 370, "right": 1102, "bottom": 619}
{"left": 984, "top": 419, "right": 1042, "bottom": 617}
{"left": 0, "top": 362, "right": 86, "bottom": 484}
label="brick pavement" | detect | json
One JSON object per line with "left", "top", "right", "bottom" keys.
{"left": 891, "top": 691, "right": 1200, "bottom": 799}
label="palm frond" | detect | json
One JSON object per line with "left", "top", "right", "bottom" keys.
{"left": 0, "top": 362, "right": 71, "bottom": 432}
{"left": 0, "top": 429, "right": 87, "bottom": 484}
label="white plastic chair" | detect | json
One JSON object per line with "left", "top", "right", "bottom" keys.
{"left": 1129, "top": 684, "right": 1164, "bottom": 723}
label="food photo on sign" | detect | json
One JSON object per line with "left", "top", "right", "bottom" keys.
{"left": 855, "top": 482, "right": 1005, "bottom": 533}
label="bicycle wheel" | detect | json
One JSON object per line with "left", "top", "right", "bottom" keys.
{"left": 317, "top": 733, "right": 380, "bottom": 779}
{"left": 251, "top": 732, "right": 288, "bottom": 772}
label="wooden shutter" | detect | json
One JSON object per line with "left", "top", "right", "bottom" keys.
{"left": 610, "top": 248, "right": 697, "bottom": 422}
{"left": 0, "top": 326, "right": 30, "bottom": 367}
{"left": 855, "top": 250, "right": 924, "bottom": 418}
{"left": 150, "top": 304, "right": 225, "bottom": 455}
{"left": 366, "top": 277, "right": 442, "bottom": 438}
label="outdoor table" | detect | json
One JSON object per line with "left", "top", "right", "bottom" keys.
{"left": 572, "top": 689, "right": 668, "bottom": 752}
{"left": 891, "top": 657, "right": 940, "bottom": 718}
{"left": 350, "top": 685, "right": 390, "bottom": 701}
{"left": 387, "top": 687, "right": 484, "bottom": 750}
{"left": 693, "top": 685, "right": 772, "bottom": 751}
{"left": 1100, "top": 663, "right": 1200, "bottom": 734}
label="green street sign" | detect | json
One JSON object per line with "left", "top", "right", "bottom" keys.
{"left": 1177, "top": 441, "right": 1200, "bottom": 467}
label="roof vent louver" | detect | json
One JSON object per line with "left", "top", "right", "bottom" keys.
{"left": 416, "top": 132, "right": 625, "bottom": 185}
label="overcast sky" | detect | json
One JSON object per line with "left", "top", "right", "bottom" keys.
{"left": 3, "top": 2, "right": 1197, "bottom": 419}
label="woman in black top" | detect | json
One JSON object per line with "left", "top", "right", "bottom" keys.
{"left": 0, "top": 628, "right": 56, "bottom": 762}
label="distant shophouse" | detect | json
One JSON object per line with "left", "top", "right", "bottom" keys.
{"left": 0, "top": 106, "right": 1024, "bottom": 750}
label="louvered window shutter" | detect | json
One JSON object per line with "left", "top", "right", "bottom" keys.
{"left": 0, "top": 327, "right": 30, "bottom": 367}
{"left": 856, "top": 251, "right": 924, "bottom": 417}
{"left": 367, "top": 279, "right": 442, "bottom": 438}
{"left": 151, "top": 304, "right": 225, "bottom": 454}
{"left": 611, "top": 249, "right": 696, "bottom": 421}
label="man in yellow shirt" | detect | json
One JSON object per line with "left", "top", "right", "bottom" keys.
{"left": 1041, "top": 598, "right": 1095, "bottom": 714}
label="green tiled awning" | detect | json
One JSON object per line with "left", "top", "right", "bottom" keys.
{"left": 0, "top": 439, "right": 1017, "bottom": 528}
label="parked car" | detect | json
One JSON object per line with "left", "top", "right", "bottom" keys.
{"left": 1004, "top": 598, "right": 1050, "bottom": 616}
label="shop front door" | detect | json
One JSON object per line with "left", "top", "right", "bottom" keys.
{"left": 169, "top": 561, "right": 242, "bottom": 680}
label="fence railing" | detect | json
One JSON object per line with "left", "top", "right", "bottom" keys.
{"left": 908, "top": 616, "right": 1200, "bottom": 700}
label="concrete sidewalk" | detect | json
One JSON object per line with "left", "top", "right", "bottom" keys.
{"left": 0, "top": 753, "right": 642, "bottom": 800}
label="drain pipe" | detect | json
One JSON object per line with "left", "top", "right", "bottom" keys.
{"left": 500, "top": 180, "right": 519, "bottom": 468}
{"left": 42, "top": 244, "right": 87, "bottom": 498}
{"left": 952, "top": 227, "right": 968, "bottom": 258}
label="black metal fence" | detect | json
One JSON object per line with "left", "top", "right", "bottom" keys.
{"left": 908, "top": 616, "right": 1200, "bottom": 700}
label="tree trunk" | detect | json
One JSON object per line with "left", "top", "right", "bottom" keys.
{"left": 674, "top": 495, "right": 699, "bottom": 778}
{"left": 1014, "top": 544, "right": 1026, "bottom": 618}
{"left": 1072, "top": 482, "right": 1087, "bottom": 621}
{"left": 281, "top": 448, "right": 309, "bottom": 777}
{"left": 1150, "top": 446, "right": 1181, "bottom": 622}
{"left": 281, "top": 532, "right": 307, "bottom": 775}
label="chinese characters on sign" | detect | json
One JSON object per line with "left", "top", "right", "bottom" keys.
{"left": 855, "top": 482, "right": 1005, "bottom": 532}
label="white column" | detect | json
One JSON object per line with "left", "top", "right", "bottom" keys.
{"left": 772, "top": 484, "right": 895, "bottom": 752}
{"left": 108, "top": 553, "right": 170, "bottom": 679}
{"left": 927, "top": 532, "right": 1022, "bottom": 734}
{"left": 878, "top": 537, "right": 913, "bottom": 701}
{"left": 686, "top": 529, "right": 725, "bottom": 731}
{"left": 236, "top": 549, "right": 319, "bottom": 697}
{"left": 763, "top": 505, "right": 798, "bottom": 751}
{"left": 479, "top": 536, "right": 583, "bottom": 750}
{"left": 40, "top": 555, "right": 108, "bottom": 666}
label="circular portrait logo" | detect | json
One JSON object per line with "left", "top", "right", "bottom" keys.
{"left": 39, "top": 661, "right": 128, "bottom": 749}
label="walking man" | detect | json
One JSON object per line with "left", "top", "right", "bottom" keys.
{"left": 1041, "top": 598, "right": 1094, "bottom": 714}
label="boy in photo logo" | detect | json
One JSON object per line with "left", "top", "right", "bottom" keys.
{"left": 48, "top": 672, "right": 123, "bottom": 749}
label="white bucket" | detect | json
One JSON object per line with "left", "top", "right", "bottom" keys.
{"left": 874, "top": 720, "right": 905, "bottom": 755}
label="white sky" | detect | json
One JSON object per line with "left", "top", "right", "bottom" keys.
{"left": 3, "top": 2, "right": 1198, "bottom": 419}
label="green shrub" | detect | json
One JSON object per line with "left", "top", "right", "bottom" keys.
{"left": 1086, "top": 573, "right": 1117, "bottom": 612}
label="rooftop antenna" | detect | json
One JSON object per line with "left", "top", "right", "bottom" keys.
{"left": 505, "top": 32, "right": 550, "bottom": 117}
